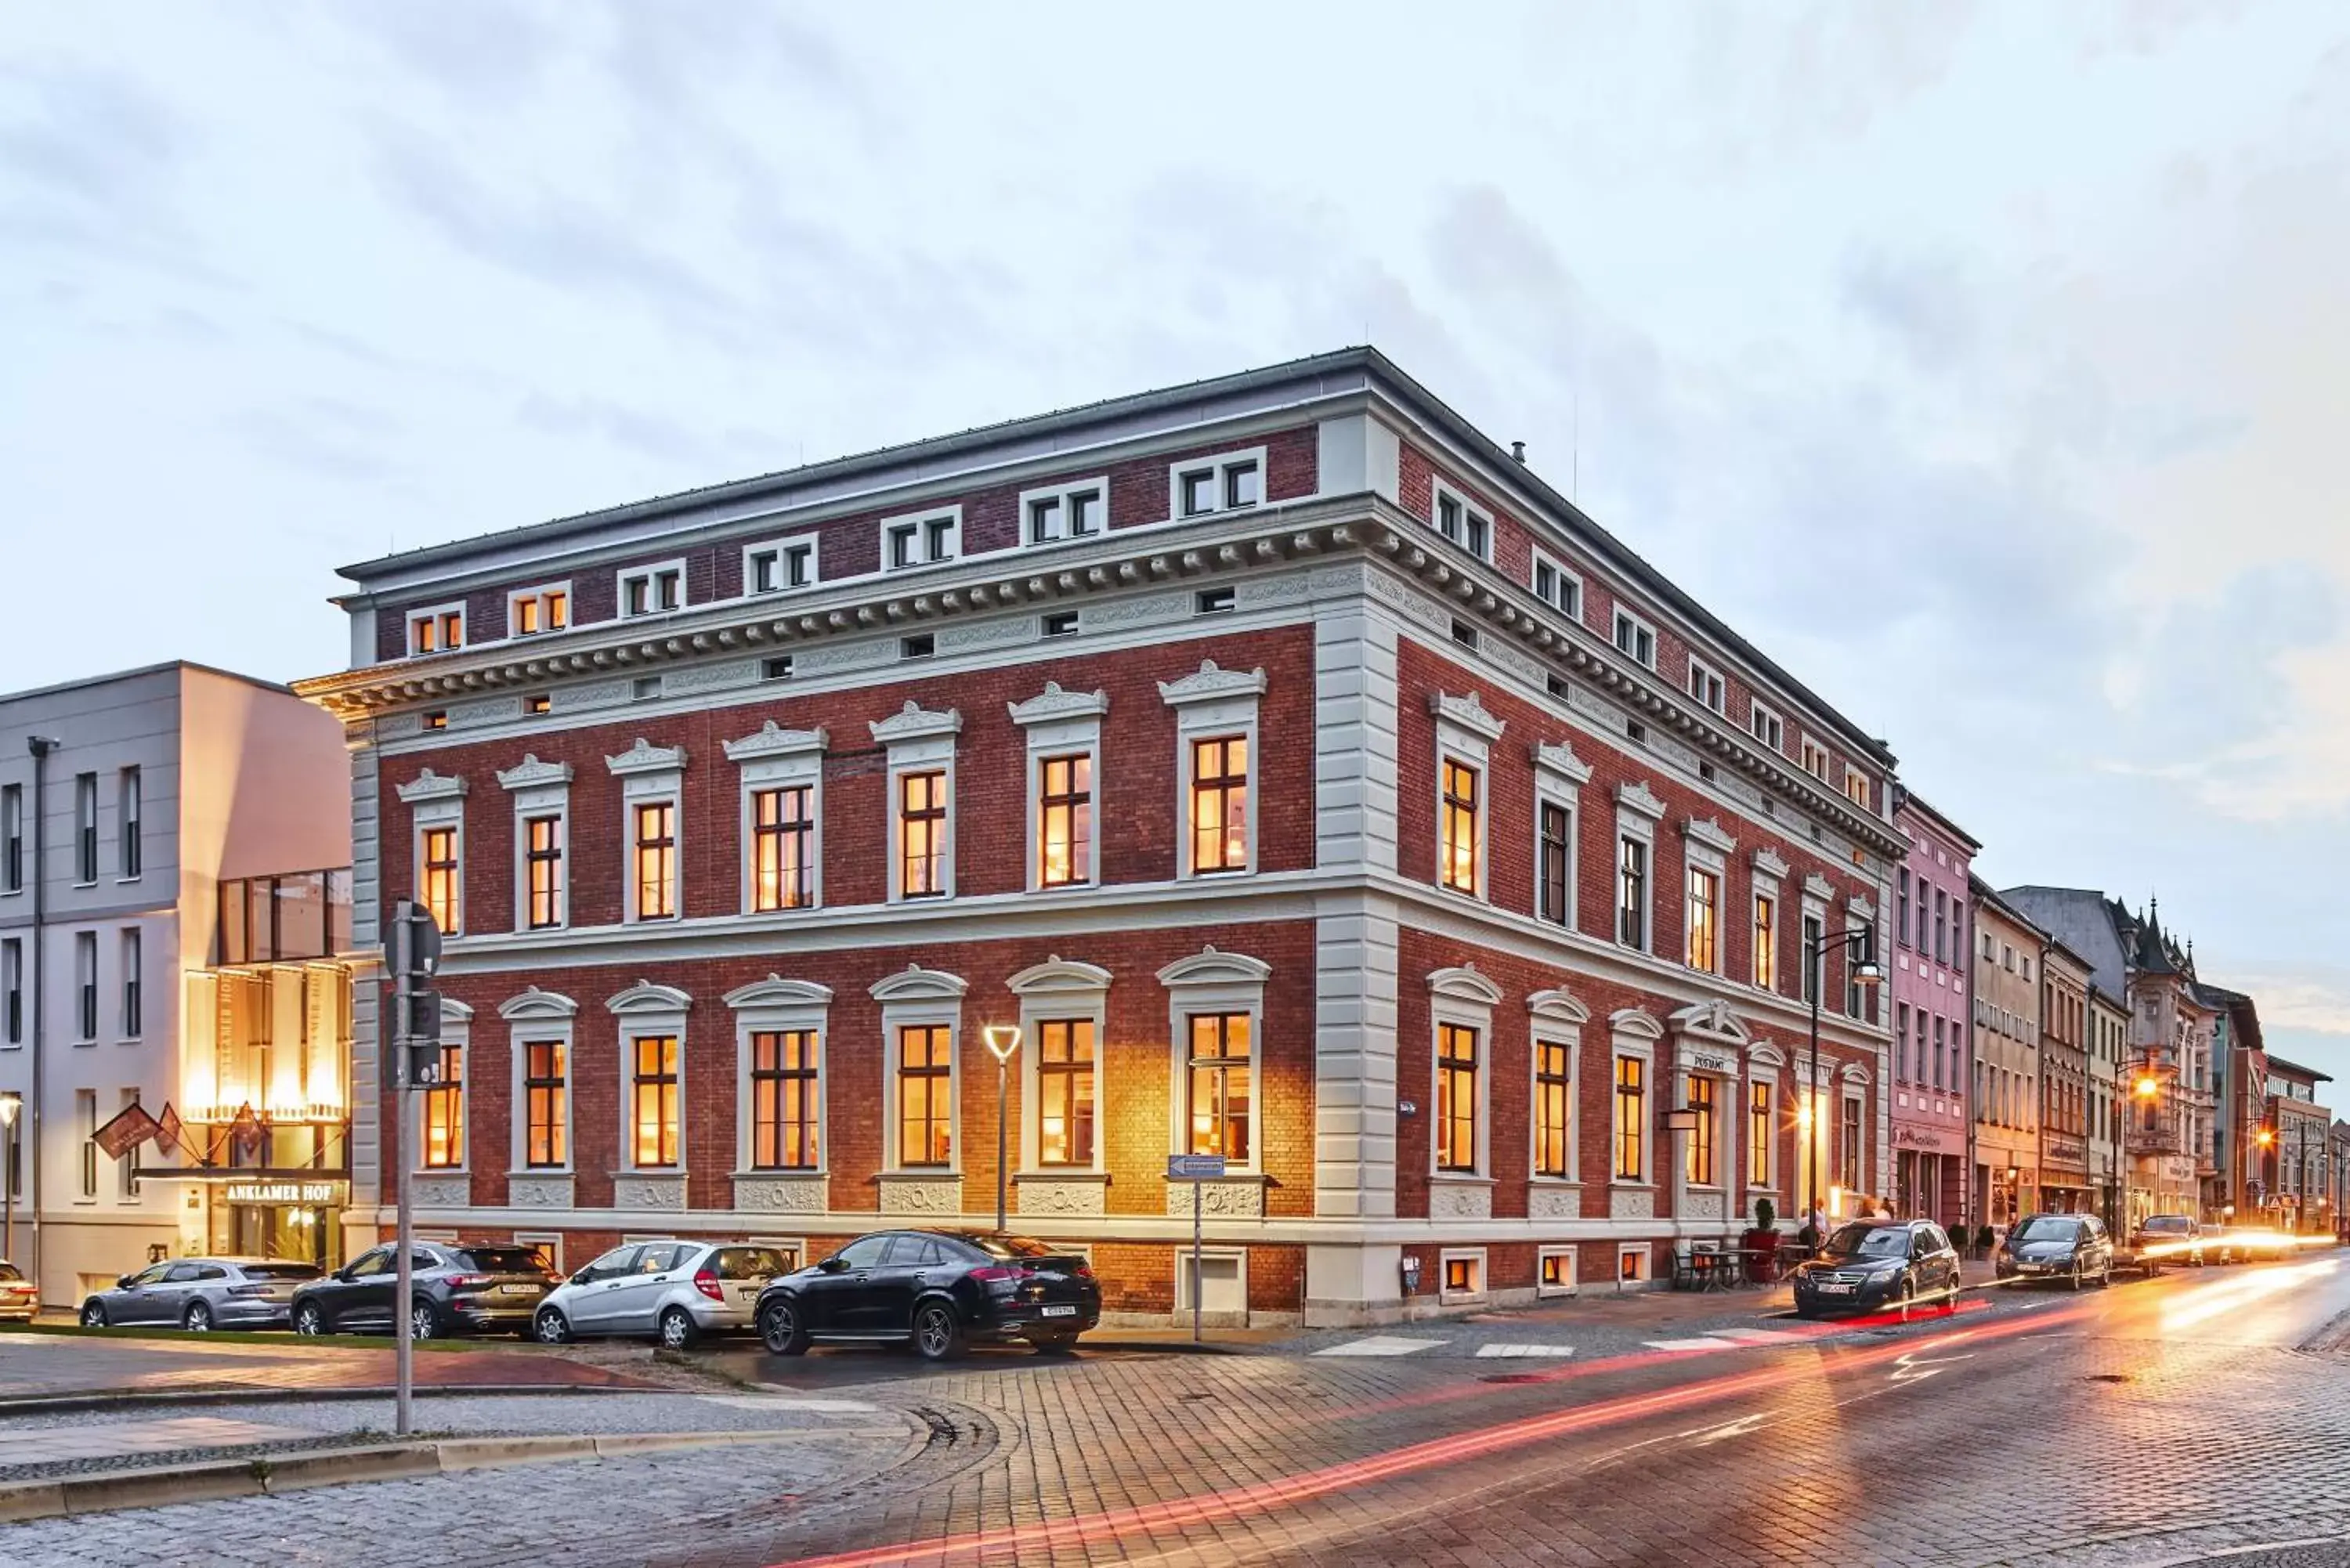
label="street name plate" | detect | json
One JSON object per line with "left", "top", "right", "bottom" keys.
{"left": 1167, "top": 1154, "right": 1227, "bottom": 1180}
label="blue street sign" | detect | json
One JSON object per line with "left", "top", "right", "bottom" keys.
{"left": 1167, "top": 1154, "right": 1227, "bottom": 1180}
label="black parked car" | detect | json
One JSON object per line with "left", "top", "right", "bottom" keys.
{"left": 1791, "top": 1219, "right": 1962, "bottom": 1318}
{"left": 756, "top": 1230, "right": 1101, "bottom": 1360}
{"left": 291, "top": 1242, "right": 559, "bottom": 1339}
{"left": 1998, "top": 1212, "right": 2113, "bottom": 1290}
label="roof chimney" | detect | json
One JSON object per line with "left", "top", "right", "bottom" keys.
{"left": 1510, "top": 441, "right": 1527, "bottom": 464}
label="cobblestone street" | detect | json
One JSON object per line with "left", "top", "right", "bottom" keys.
{"left": 2, "top": 1259, "right": 2346, "bottom": 1566}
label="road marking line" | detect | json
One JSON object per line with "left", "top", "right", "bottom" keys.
{"left": 711, "top": 1393, "right": 880, "bottom": 1412}
{"left": 1311, "top": 1335, "right": 1447, "bottom": 1357}
{"left": 1716, "top": 1328, "right": 1806, "bottom": 1344}
{"left": 1643, "top": 1337, "right": 1741, "bottom": 1353}
{"left": 1472, "top": 1344, "right": 1576, "bottom": 1359}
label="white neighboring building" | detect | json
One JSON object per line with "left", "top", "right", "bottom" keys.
{"left": 0, "top": 663, "right": 350, "bottom": 1307}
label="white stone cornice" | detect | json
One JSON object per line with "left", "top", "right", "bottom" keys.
{"left": 1429, "top": 690, "right": 1506, "bottom": 742}
{"left": 1683, "top": 817, "right": 1738, "bottom": 856}
{"left": 1803, "top": 873, "right": 1837, "bottom": 903}
{"left": 606, "top": 979, "right": 692, "bottom": 1014}
{"left": 1158, "top": 660, "right": 1267, "bottom": 707}
{"left": 870, "top": 701, "right": 962, "bottom": 746}
{"left": 1847, "top": 894, "right": 1878, "bottom": 922}
{"left": 1752, "top": 847, "right": 1790, "bottom": 881}
{"left": 395, "top": 768, "right": 467, "bottom": 804}
{"left": 497, "top": 985, "right": 579, "bottom": 1021}
{"left": 606, "top": 738, "right": 687, "bottom": 778}
{"left": 1533, "top": 739, "right": 1593, "bottom": 785}
{"left": 723, "top": 721, "right": 827, "bottom": 763}
{"left": 495, "top": 754, "right": 572, "bottom": 792}
{"left": 1007, "top": 682, "right": 1109, "bottom": 727}
{"left": 870, "top": 963, "right": 969, "bottom": 1002}
{"left": 1615, "top": 780, "right": 1667, "bottom": 821}
{"left": 1427, "top": 964, "right": 1505, "bottom": 1006}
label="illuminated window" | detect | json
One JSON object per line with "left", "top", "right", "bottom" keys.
{"left": 1618, "top": 1246, "right": 1650, "bottom": 1284}
{"left": 1617, "top": 837, "right": 1647, "bottom": 948}
{"left": 750, "top": 1030, "right": 819, "bottom": 1170}
{"left": 1687, "top": 868, "right": 1719, "bottom": 972}
{"left": 1538, "top": 802, "right": 1571, "bottom": 926}
{"left": 510, "top": 586, "right": 569, "bottom": 637}
{"left": 1440, "top": 757, "right": 1480, "bottom": 894}
{"left": 750, "top": 786, "right": 814, "bottom": 911}
{"left": 420, "top": 826, "right": 461, "bottom": 936}
{"left": 1036, "top": 1020, "right": 1096, "bottom": 1166}
{"left": 1535, "top": 1039, "right": 1571, "bottom": 1179}
{"left": 1190, "top": 735, "right": 1249, "bottom": 874}
{"left": 524, "top": 815, "right": 563, "bottom": 930}
{"left": 632, "top": 801, "right": 676, "bottom": 920}
{"left": 1436, "top": 1023, "right": 1480, "bottom": 1173}
{"left": 1614, "top": 1056, "right": 1646, "bottom": 1180}
{"left": 1441, "top": 1255, "right": 1477, "bottom": 1294}
{"left": 1753, "top": 894, "right": 1777, "bottom": 988}
{"left": 898, "top": 771, "right": 948, "bottom": 898}
{"left": 1036, "top": 754, "right": 1093, "bottom": 888}
{"left": 422, "top": 1045, "right": 463, "bottom": 1168}
{"left": 1748, "top": 1082, "right": 1771, "bottom": 1187}
{"left": 631, "top": 1035, "right": 679, "bottom": 1167}
{"left": 523, "top": 1042, "right": 566, "bottom": 1168}
{"left": 896, "top": 1025, "right": 952, "bottom": 1166}
{"left": 1186, "top": 1013, "right": 1251, "bottom": 1161}
{"left": 407, "top": 606, "right": 465, "bottom": 656}
{"left": 1540, "top": 1249, "right": 1574, "bottom": 1291}
{"left": 1685, "top": 1075, "right": 1717, "bottom": 1186}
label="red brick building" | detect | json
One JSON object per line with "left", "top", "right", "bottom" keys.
{"left": 296, "top": 349, "right": 1902, "bottom": 1326}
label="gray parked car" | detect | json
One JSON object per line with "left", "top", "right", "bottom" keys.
{"left": 80, "top": 1257, "right": 324, "bottom": 1331}
{"left": 533, "top": 1241, "right": 792, "bottom": 1349}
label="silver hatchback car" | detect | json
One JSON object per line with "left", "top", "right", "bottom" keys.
{"left": 533, "top": 1241, "right": 792, "bottom": 1349}
{"left": 80, "top": 1257, "right": 324, "bottom": 1331}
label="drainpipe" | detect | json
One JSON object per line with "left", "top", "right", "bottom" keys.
{"left": 1960, "top": 887, "right": 1976, "bottom": 1248}
{"left": 25, "top": 737, "right": 56, "bottom": 1295}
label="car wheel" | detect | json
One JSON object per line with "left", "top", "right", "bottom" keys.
{"left": 1029, "top": 1331, "right": 1080, "bottom": 1356}
{"left": 2067, "top": 1264, "right": 2083, "bottom": 1292}
{"left": 658, "top": 1306, "right": 697, "bottom": 1351}
{"left": 183, "top": 1300, "right": 214, "bottom": 1332}
{"left": 80, "top": 1300, "right": 107, "bottom": 1328}
{"left": 410, "top": 1302, "right": 440, "bottom": 1342}
{"left": 912, "top": 1301, "right": 964, "bottom": 1361}
{"left": 533, "top": 1309, "right": 573, "bottom": 1346}
{"left": 758, "top": 1299, "right": 808, "bottom": 1357}
{"left": 293, "top": 1301, "right": 327, "bottom": 1336}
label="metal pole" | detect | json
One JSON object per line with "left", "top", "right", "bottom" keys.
{"left": 1807, "top": 934, "right": 1821, "bottom": 1238}
{"left": 1191, "top": 1178, "right": 1203, "bottom": 1344}
{"left": 26, "top": 737, "right": 54, "bottom": 1297}
{"left": 3, "top": 1119, "right": 13, "bottom": 1268}
{"left": 394, "top": 1066, "right": 414, "bottom": 1436}
{"left": 994, "top": 1057, "right": 1009, "bottom": 1236}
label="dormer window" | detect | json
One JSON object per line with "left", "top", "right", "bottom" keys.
{"left": 407, "top": 605, "right": 465, "bottom": 656}
{"left": 1612, "top": 608, "right": 1657, "bottom": 670}
{"left": 1022, "top": 479, "right": 1108, "bottom": 545}
{"left": 745, "top": 538, "right": 817, "bottom": 595}
{"left": 620, "top": 562, "right": 685, "bottom": 618}
{"left": 1170, "top": 448, "right": 1267, "bottom": 518}
{"left": 509, "top": 585, "right": 569, "bottom": 638}
{"left": 1430, "top": 482, "right": 1491, "bottom": 562}
{"left": 884, "top": 508, "right": 960, "bottom": 570}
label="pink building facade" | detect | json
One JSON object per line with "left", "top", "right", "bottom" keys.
{"left": 1891, "top": 794, "right": 1977, "bottom": 1224}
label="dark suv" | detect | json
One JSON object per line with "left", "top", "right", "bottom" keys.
{"left": 756, "top": 1230, "right": 1101, "bottom": 1360}
{"left": 291, "top": 1242, "right": 559, "bottom": 1339}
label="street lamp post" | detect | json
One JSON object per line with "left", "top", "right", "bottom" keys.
{"left": 0, "top": 1092, "right": 18, "bottom": 1266}
{"left": 1803, "top": 923, "right": 1882, "bottom": 1242}
{"left": 982, "top": 1026, "right": 1022, "bottom": 1235}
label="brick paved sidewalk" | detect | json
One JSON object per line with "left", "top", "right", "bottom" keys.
{"left": 0, "top": 1328, "right": 660, "bottom": 1401}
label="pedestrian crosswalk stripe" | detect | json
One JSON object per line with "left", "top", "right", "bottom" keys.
{"left": 1717, "top": 1328, "right": 1806, "bottom": 1344}
{"left": 1644, "top": 1336, "right": 1743, "bottom": 1353}
{"left": 1312, "top": 1335, "right": 1448, "bottom": 1357}
{"left": 1473, "top": 1343, "right": 1576, "bottom": 1358}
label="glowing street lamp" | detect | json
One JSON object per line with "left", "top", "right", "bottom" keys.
{"left": 1802, "top": 924, "right": 1881, "bottom": 1241}
{"left": 0, "top": 1091, "right": 18, "bottom": 1266}
{"left": 982, "top": 1025, "right": 1023, "bottom": 1235}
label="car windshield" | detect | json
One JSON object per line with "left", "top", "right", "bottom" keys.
{"left": 238, "top": 1263, "right": 321, "bottom": 1281}
{"left": 2012, "top": 1217, "right": 2085, "bottom": 1244}
{"left": 711, "top": 1248, "right": 791, "bottom": 1281}
{"left": 0, "top": 1263, "right": 22, "bottom": 1282}
{"left": 455, "top": 1248, "right": 548, "bottom": 1274}
{"left": 1824, "top": 1226, "right": 1911, "bottom": 1259}
{"left": 2142, "top": 1216, "right": 2191, "bottom": 1234}
{"left": 970, "top": 1235, "right": 1057, "bottom": 1259}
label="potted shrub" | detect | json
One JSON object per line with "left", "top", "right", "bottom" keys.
{"left": 1742, "top": 1198, "right": 1781, "bottom": 1283}
{"left": 1976, "top": 1223, "right": 1998, "bottom": 1260}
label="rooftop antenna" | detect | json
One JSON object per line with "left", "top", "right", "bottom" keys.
{"left": 1572, "top": 387, "right": 1580, "bottom": 504}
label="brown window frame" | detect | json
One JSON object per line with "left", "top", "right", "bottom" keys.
{"left": 1440, "top": 757, "right": 1480, "bottom": 894}
{"left": 750, "top": 785, "right": 815, "bottom": 912}
{"left": 523, "top": 1041, "right": 566, "bottom": 1169}
{"left": 1189, "top": 735, "right": 1250, "bottom": 874}
{"left": 1436, "top": 1022, "right": 1480, "bottom": 1174}
{"left": 1185, "top": 1012, "right": 1252, "bottom": 1162}
{"left": 1614, "top": 1055, "right": 1646, "bottom": 1180}
{"left": 524, "top": 814, "right": 563, "bottom": 930}
{"left": 631, "top": 1035, "right": 680, "bottom": 1168}
{"left": 420, "top": 826, "right": 461, "bottom": 936}
{"left": 633, "top": 800, "right": 676, "bottom": 921}
{"left": 422, "top": 1044, "right": 464, "bottom": 1169}
{"left": 1036, "top": 1019, "right": 1096, "bottom": 1167}
{"left": 1036, "top": 753, "right": 1094, "bottom": 889}
{"left": 750, "top": 1029, "right": 819, "bottom": 1171}
{"left": 898, "top": 770, "right": 948, "bottom": 898}
{"left": 896, "top": 1024, "right": 953, "bottom": 1167}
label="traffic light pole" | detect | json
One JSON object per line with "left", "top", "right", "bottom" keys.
{"left": 395, "top": 1071, "right": 414, "bottom": 1436}
{"left": 385, "top": 900, "right": 443, "bottom": 1440}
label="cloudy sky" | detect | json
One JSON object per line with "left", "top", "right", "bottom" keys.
{"left": 5, "top": 2, "right": 2347, "bottom": 1079}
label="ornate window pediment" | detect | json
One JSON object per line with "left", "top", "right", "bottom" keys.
{"left": 396, "top": 768, "right": 467, "bottom": 804}
{"left": 439, "top": 997, "right": 475, "bottom": 1023}
{"left": 497, "top": 986, "right": 578, "bottom": 1021}
{"left": 1429, "top": 690, "right": 1506, "bottom": 743}
{"left": 723, "top": 721, "right": 827, "bottom": 762}
{"left": 870, "top": 702, "right": 961, "bottom": 746}
{"left": 1684, "top": 817, "right": 1738, "bottom": 856}
{"left": 1534, "top": 740, "right": 1592, "bottom": 786}
{"left": 869, "top": 963, "right": 969, "bottom": 1003}
{"left": 1669, "top": 998, "right": 1752, "bottom": 1044}
{"left": 722, "top": 975, "right": 834, "bottom": 1010}
{"left": 1427, "top": 965, "right": 1505, "bottom": 1007}
{"left": 606, "top": 739, "right": 687, "bottom": 778}
{"left": 1156, "top": 946, "right": 1272, "bottom": 988}
{"left": 1007, "top": 683, "right": 1109, "bottom": 726}
{"left": 495, "top": 755, "right": 572, "bottom": 791}
{"left": 1752, "top": 847, "right": 1790, "bottom": 880}
{"left": 1157, "top": 660, "right": 1267, "bottom": 706}
{"left": 1006, "top": 956, "right": 1114, "bottom": 996}
{"left": 1527, "top": 988, "right": 1590, "bottom": 1027}
{"left": 1616, "top": 780, "right": 1667, "bottom": 821}
{"left": 606, "top": 979, "right": 693, "bottom": 1015}
{"left": 1608, "top": 1007, "right": 1663, "bottom": 1041}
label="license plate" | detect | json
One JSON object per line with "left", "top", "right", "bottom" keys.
{"left": 1814, "top": 1283, "right": 1853, "bottom": 1295}
{"left": 1040, "top": 1305, "right": 1078, "bottom": 1317}
{"left": 499, "top": 1284, "right": 540, "bottom": 1296}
